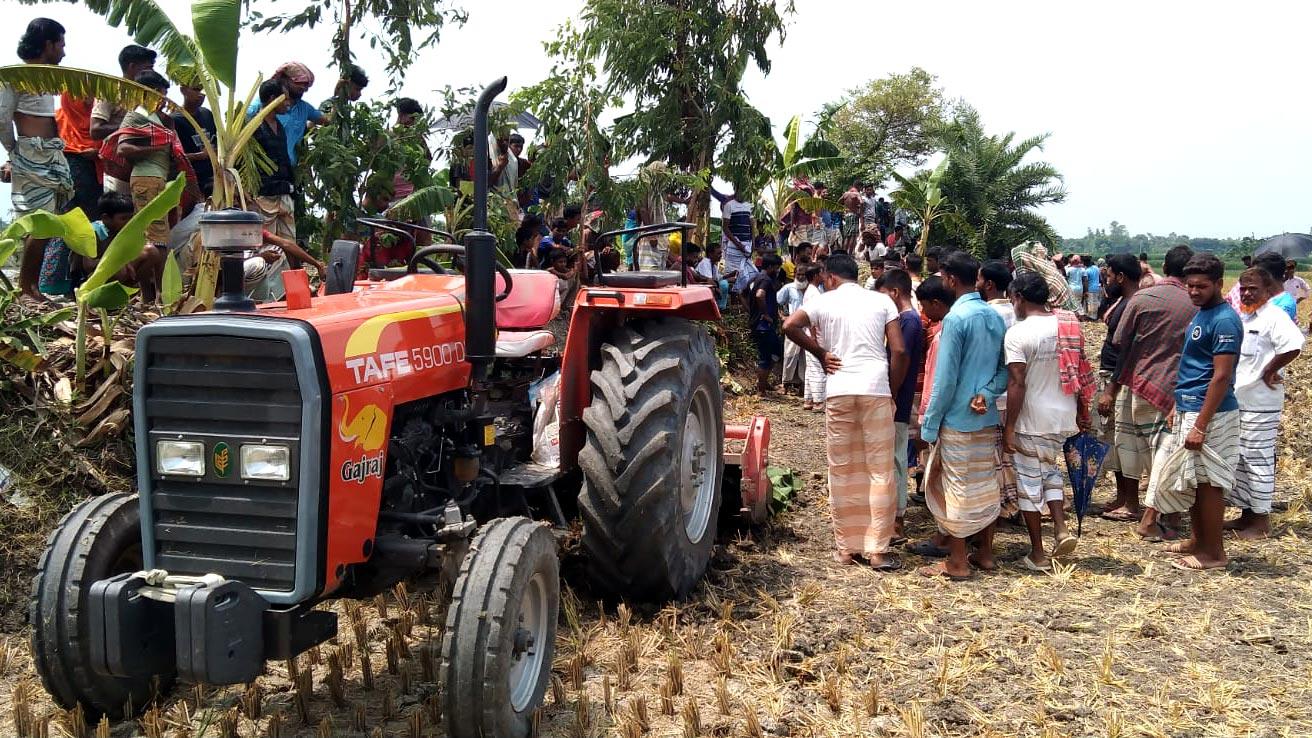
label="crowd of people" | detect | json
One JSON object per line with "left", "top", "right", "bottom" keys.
{"left": 1, "top": 18, "right": 393, "bottom": 303}
{"left": 752, "top": 239, "right": 1307, "bottom": 577}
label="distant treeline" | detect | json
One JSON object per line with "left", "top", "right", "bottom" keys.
{"left": 1060, "top": 221, "right": 1265, "bottom": 260}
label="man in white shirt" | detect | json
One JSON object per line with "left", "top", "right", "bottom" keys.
{"left": 1003, "top": 272, "right": 1082, "bottom": 570}
{"left": 784, "top": 253, "right": 908, "bottom": 569}
{"left": 1282, "top": 259, "right": 1309, "bottom": 303}
{"left": 776, "top": 264, "right": 811, "bottom": 393}
{"left": 1227, "top": 267, "right": 1304, "bottom": 539}
{"left": 694, "top": 242, "right": 734, "bottom": 310}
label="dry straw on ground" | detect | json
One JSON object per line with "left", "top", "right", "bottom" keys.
{"left": 2, "top": 318, "right": 1312, "bottom": 736}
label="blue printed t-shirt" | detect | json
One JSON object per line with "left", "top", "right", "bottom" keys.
{"left": 1174, "top": 302, "right": 1242, "bottom": 413}
{"left": 1271, "top": 291, "right": 1298, "bottom": 321}
{"left": 246, "top": 98, "right": 325, "bottom": 165}
{"left": 1085, "top": 265, "right": 1101, "bottom": 292}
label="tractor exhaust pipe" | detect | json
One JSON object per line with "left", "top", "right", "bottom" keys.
{"left": 464, "top": 77, "right": 508, "bottom": 382}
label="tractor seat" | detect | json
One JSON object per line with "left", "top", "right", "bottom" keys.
{"left": 599, "top": 271, "right": 682, "bottom": 289}
{"left": 496, "top": 269, "right": 562, "bottom": 330}
{"left": 495, "top": 329, "right": 556, "bottom": 358}
{"left": 367, "top": 267, "right": 409, "bottom": 281}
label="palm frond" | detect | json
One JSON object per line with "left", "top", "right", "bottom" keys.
{"left": 0, "top": 65, "right": 163, "bottom": 112}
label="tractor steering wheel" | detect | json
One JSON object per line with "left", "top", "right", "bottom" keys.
{"left": 406, "top": 244, "right": 461, "bottom": 276}
{"left": 407, "top": 244, "right": 515, "bottom": 302}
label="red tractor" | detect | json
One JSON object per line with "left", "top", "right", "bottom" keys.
{"left": 29, "top": 78, "right": 770, "bottom": 737}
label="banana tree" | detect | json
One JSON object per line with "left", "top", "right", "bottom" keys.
{"left": 0, "top": 0, "right": 283, "bottom": 305}
{"left": 891, "top": 157, "right": 953, "bottom": 256}
{"left": 758, "top": 115, "right": 843, "bottom": 236}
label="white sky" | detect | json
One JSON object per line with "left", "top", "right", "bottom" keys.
{"left": 0, "top": 0, "right": 1307, "bottom": 239}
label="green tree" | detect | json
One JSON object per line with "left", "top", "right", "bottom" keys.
{"left": 248, "top": 0, "right": 467, "bottom": 87}
{"left": 821, "top": 68, "right": 947, "bottom": 190}
{"left": 574, "top": 0, "right": 793, "bottom": 237}
{"left": 932, "top": 107, "right": 1066, "bottom": 258}
{"left": 891, "top": 158, "right": 955, "bottom": 256}
{"left": 757, "top": 115, "right": 841, "bottom": 234}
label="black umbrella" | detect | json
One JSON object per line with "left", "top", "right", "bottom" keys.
{"left": 433, "top": 102, "right": 541, "bottom": 131}
{"left": 1255, "top": 233, "right": 1312, "bottom": 259}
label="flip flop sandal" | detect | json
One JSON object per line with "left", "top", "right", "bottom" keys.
{"left": 890, "top": 535, "right": 909, "bottom": 547}
{"left": 1137, "top": 521, "right": 1180, "bottom": 543}
{"left": 917, "top": 564, "right": 971, "bottom": 581}
{"left": 1100, "top": 509, "right": 1138, "bottom": 522}
{"left": 907, "top": 540, "right": 950, "bottom": 558}
{"left": 1021, "top": 555, "right": 1050, "bottom": 572}
{"left": 1052, "top": 535, "right": 1079, "bottom": 557}
{"left": 867, "top": 556, "right": 902, "bottom": 572}
{"left": 1170, "top": 556, "right": 1226, "bottom": 572}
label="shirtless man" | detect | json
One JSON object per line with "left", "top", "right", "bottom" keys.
{"left": 1, "top": 18, "right": 71, "bottom": 299}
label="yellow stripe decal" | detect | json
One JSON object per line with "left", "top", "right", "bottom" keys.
{"left": 344, "top": 305, "right": 463, "bottom": 357}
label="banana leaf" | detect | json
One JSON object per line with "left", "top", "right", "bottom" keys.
{"left": 766, "top": 465, "right": 803, "bottom": 515}
{"left": 77, "top": 175, "right": 186, "bottom": 300}
{"left": 80, "top": 282, "right": 138, "bottom": 311}
{"left": 190, "top": 0, "right": 240, "bottom": 89}
{"left": 161, "top": 249, "right": 183, "bottom": 307}
{"left": 0, "top": 208, "right": 96, "bottom": 258}
{"left": 83, "top": 0, "right": 204, "bottom": 72}
{"left": 0, "top": 65, "right": 164, "bottom": 113}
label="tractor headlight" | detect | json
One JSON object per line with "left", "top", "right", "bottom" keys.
{"left": 240, "top": 444, "right": 291, "bottom": 481}
{"left": 156, "top": 440, "right": 205, "bottom": 477}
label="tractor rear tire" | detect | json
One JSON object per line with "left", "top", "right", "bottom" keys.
{"left": 579, "top": 318, "right": 724, "bottom": 601}
{"left": 29, "top": 493, "right": 172, "bottom": 720}
{"left": 441, "top": 517, "right": 559, "bottom": 738}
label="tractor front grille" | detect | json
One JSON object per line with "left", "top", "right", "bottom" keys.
{"left": 141, "top": 334, "right": 305, "bottom": 592}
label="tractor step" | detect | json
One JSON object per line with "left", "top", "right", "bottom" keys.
{"left": 498, "top": 462, "right": 564, "bottom": 488}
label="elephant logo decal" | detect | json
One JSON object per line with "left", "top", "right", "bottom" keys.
{"left": 338, "top": 396, "right": 387, "bottom": 452}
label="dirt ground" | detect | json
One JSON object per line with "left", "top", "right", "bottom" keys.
{"left": 4, "top": 321, "right": 1312, "bottom": 737}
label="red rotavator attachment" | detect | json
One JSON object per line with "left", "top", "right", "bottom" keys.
{"left": 725, "top": 416, "right": 771, "bottom": 524}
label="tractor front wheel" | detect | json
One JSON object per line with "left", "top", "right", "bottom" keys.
{"left": 579, "top": 318, "right": 725, "bottom": 601}
{"left": 30, "top": 493, "right": 172, "bottom": 720}
{"left": 441, "top": 517, "right": 559, "bottom": 738}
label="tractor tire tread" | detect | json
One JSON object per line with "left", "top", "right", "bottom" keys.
{"left": 579, "top": 318, "right": 723, "bottom": 601}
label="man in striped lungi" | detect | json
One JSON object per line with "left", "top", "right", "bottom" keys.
{"left": 1225, "top": 267, "right": 1303, "bottom": 539}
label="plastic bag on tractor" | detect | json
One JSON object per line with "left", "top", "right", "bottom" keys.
{"left": 529, "top": 371, "right": 561, "bottom": 467}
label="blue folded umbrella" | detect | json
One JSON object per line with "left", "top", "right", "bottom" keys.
{"left": 1064, "top": 432, "right": 1110, "bottom": 536}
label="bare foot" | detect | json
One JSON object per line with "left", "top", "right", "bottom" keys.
{"left": 1222, "top": 518, "right": 1246, "bottom": 531}
{"left": 1162, "top": 540, "right": 1195, "bottom": 554}
{"left": 833, "top": 551, "right": 858, "bottom": 565}
{"left": 917, "top": 562, "right": 971, "bottom": 581}
{"left": 968, "top": 552, "right": 997, "bottom": 571}
{"left": 1233, "top": 526, "right": 1270, "bottom": 541}
{"left": 1171, "top": 554, "right": 1227, "bottom": 571}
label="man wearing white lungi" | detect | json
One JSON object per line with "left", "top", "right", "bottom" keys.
{"left": 1225, "top": 268, "right": 1303, "bottom": 539}
{"left": 1148, "top": 254, "right": 1243, "bottom": 571}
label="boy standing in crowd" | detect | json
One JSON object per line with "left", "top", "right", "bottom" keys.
{"left": 1149, "top": 253, "right": 1243, "bottom": 571}
{"left": 877, "top": 267, "right": 925, "bottom": 543}
{"left": 749, "top": 253, "right": 784, "bottom": 394}
{"left": 1226, "top": 267, "right": 1303, "bottom": 539}
{"left": 784, "top": 253, "right": 908, "bottom": 569}
{"left": 1003, "top": 272, "right": 1083, "bottom": 570}
{"left": 799, "top": 265, "right": 827, "bottom": 411}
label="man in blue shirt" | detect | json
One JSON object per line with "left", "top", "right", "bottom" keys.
{"left": 913, "top": 251, "right": 1008, "bottom": 580}
{"left": 1146, "top": 253, "right": 1242, "bottom": 571}
{"left": 245, "top": 61, "right": 326, "bottom": 166}
{"left": 1085, "top": 256, "right": 1102, "bottom": 318}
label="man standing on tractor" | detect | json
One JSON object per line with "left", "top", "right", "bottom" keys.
{"left": 712, "top": 183, "right": 755, "bottom": 281}
{"left": 784, "top": 252, "right": 908, "bottom": 569}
